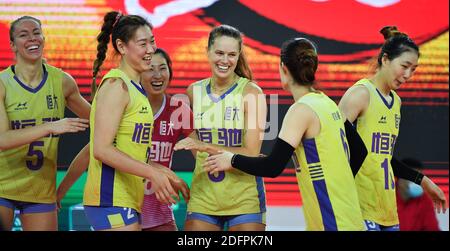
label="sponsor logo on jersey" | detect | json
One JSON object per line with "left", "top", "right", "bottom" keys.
{"left": 15, "top": 102, "right": 28, "bottom": 111}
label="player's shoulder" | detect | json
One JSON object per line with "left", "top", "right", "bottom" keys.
{"left": 243, "top": 80, "right": 263, "bottom": 95}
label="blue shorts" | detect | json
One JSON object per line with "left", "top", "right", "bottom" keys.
{"left": 186, "top": 211, "right": 266, "bottom": 229}
{"left": 364, "top": 220, "right": 399, "bottom": 231}
{"left": 0, "top": 197, "right": 56, "bottom": 214}
{"left": 84, "top": 206, "right": 140, "bottom": 231}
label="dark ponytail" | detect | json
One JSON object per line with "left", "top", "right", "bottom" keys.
{"left": 91, "top": 11, "right": 153, "bottom": 98}
{"left": 377, "top": 26, "right": 419, "bottom": 68}
{"left": 91, "top": 11, "right": 118, "bottom": 97}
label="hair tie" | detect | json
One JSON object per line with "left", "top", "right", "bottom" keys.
{"left": 112, "top": 11, "right": 122, "bottom": 28}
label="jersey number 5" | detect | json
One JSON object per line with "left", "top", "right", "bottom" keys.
{"left": 26, "top": 141, "right": 44, "bottom": 170}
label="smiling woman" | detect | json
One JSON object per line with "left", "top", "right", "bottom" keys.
{"left": 0, "top": 15, "right": 91, "bottom": 231}
{"left": 174, "top": 24, "right": 268, "bottom": 231}
{"left": 81, "top": 11, "right": 187, "bottom": 231}
{"left": 136, "top": 48, "right": 194, "bottom": 231}
{"left": 338, "top": 26, "right": 447, "bottom": 231}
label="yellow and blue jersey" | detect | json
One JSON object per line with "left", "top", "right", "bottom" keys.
{"left": 293, "top": 92, "right": 364, "bottom": 231}
{"left": 83, "top": 69, "right": 153, "bottom": 213}
{"left": 354, "top": 79, "right": 401, "bottom": 226}
{"left": 0, "top": 64, "right": 65, "bottom": 203}
{"left": 188, "top": 77, "right": 266, "bottom": 215}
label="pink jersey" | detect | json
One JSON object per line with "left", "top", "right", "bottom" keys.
{"left": 141, "top": 95, "right": 193, "bottom": 229}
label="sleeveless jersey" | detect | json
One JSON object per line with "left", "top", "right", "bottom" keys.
{"left": 0, "top": 64, "right": 65, "bottom": 203}
{"left": 354, "top": 79, "right": 401, "bottom": 226}
{"left": 142, "top": 95, "right": 193, "bottom": 229}
{"left": 293, "top": 92, "right": 365, "bottom": 231}
{"left": 83, "top": 69, "right": 153, "bottom": 213}
{"left": 188, "top": 77, "right": 266, "bottom": 215}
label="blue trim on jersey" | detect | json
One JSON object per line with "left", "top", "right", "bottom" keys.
{"left": 255, "top": 176, "right": 267, "bottom": 212}
{"left": 375, "top": 88, "right": 394, "bottom": 109}
{"left": 313, "top": 179, "right": 338, "bottom": 231}
{"left": 11, "top": 64, "right": 48, "bottom": 93}
{"left": 0, "top": 197, "right": 56, "bottom": 214}
{"left": 100, "top": 163, "right": 115, "bottom": 206}
{"left": 206, "top": 82, "right": 239, "bottom": 103}
{"left": 130, "top": 80, "right": 147, "bottom": 96}
{"left": 303, "top": 138, "right": 320, "bottom": 164}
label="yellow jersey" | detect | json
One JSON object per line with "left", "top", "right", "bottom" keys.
{"left": 0, "top": 64, "right": 65, "bottom": 203}
{"left": 83, "top": 69, "right": 153, "bottom": 212}
{"left": 188, "top": 77, "right": 266, "bottom": 215}
{"left": 293, "top": 92, "right": 364, "bottom": 231}
{"left": 354, "top": 79, "right": 401, "bottom": 226}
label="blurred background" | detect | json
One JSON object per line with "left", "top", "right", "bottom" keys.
{"left": 0, "top": 0, "right": 448, "bottom": 231}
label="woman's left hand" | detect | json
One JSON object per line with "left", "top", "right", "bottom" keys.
{"left": 422, "top": 176, "right": 448, "bottom": 214}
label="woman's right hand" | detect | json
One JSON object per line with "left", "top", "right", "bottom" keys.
{"left": 48, "top": 118, "right": 89, "bottom": 135}
{"left": 154, "top": 165, "right": 190, "bottom": 204}
{"left": 173, "top": 137, "right": 206, "bottom": 152}
{"left": 204, "top": 151, "right": 234, "bottom": 175}
{"left": 148, "top": 168, "right": 180, "bottom": 205}
{"left": 174, "top": 137, "right": 220, "bottom": 155}
{"left": 161, "top": 168, "right": 190, "bottom": 203}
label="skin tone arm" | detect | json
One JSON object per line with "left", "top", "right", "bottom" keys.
{"left": 174, "top": 82, "right": 267, "bottom": 157}
{"left": 339, "top": 85, "right": 447, "bottom": 213}
{"left": 93, "top": 78, "right": 178, "bottom": 204}
{"left": 0, "top": 78, "right": 89, "bottom": 151}
{"left": 148, "top": 160, "right": 190, "bottom": 203}
{"left": 421, "top": 177, "right": 447, "bottom": 213}
{"left": 203, "top": 102, "right": 316, "bottom": 174}
{"left": 56, "top": 72, "right": 92, "bottom": 208}
{"left": 62, "top": 72, "right": 91, "bottom": 120}
{"left": 338, "top": 85, "right": 369, "bottom": 124}
{"left": 57, "top": 144, "right": 190, "bottom": 207}
{"left": 56, "top": 144, "right": 89, "bottom": 209}
{"left": 57, "top": 89, "right": 193, "bottom": 206}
